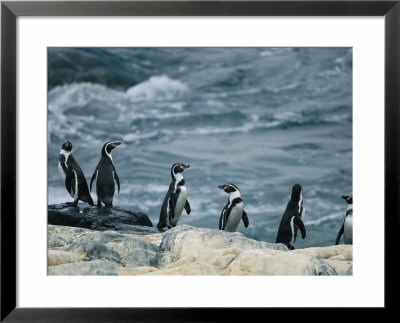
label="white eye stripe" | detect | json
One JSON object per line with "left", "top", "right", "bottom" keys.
{"left": 228, "top": 190, "right": 241, "bottom": 202}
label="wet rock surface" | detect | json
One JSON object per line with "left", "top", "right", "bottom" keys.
{"left": 48, "top": 203, "right": 157, "bottom": 234}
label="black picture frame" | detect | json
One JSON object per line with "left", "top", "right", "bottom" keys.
{"left": 1, "top": 0, "right": 398, "bottom": 321}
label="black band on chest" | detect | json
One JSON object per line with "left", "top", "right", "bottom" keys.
{"left": 231, "top": 197, "right": 243, "bottom": 206}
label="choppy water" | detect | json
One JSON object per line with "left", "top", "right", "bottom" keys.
{"left": 48, "top": 48, "right": 352, "bottom": 248}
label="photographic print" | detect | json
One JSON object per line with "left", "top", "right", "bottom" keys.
{"left": 47, "top": 47, "right": 352, "bottom": 275}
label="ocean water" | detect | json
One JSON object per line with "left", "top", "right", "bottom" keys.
{"left": 48, "top": 48, "right": 352, "bottom": 248}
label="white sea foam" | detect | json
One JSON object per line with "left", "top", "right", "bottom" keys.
{"left": 305, "top": 211, "right": 344, "bottom": 226}
{"left": 259, "top": 48, "right": 294, "bottom": 57}
{"left": 126, "top": 75, "right": 189, "bottom": 102}
{"left": 176, "top": 120, "right": 281, "bottom": 136}
{"left": 120, "top": 183, "right": 169, "bottom": 195}
{"left": 265, "top": 82, "right": 299, "bottom": 93}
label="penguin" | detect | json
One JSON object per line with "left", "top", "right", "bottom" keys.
{"left": 157, "top": 163, "right": 191, "bottom": 229}
{"left": 90, "top": 141, "right": 121, "bottom": 207}
{"left": 58, "top": 140, "right": 94, "bottom": 206}
{"left": 275, "top": 184, "right": 306, "bottom": 250}
{"left": 218, "top": 183, "right": 249, "bottom": 232}
{"left": 335, "top": 195, "right": 353, "bottom": 245}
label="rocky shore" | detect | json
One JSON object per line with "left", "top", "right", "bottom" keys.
{"left": 48, "top": 204, "right": 352, "bottom": 275}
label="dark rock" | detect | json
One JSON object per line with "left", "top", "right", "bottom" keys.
{"left": 48, "top": 203, "right": 158, "bottom": 234}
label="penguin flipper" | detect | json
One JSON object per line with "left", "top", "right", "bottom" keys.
{"left": 241, "top": 210, "right": 249, "bottom": 228}
{"left": 219, "top": 202, "right": 229, "bottom": 230}
{"left": 114, "top": 169, "right": 120, "bottom": 193}
{"left": 169, "top": 196, "right": 176, "bottom": 220}
{"left": 219, "top": 211, "right": 228, "bottom": 230}
{"left": 184, "top": 200, "right": 191, "bottom": 215}
{"left": 219, "top": 214, "right": 223, "bottom": 230}
{"left": 335, "top": 223, "right": 344, "bottom": 245}
{"left": 293, "top": 215, "right": 306, "bottom": 239}
{"left": 90, "top": 168, "right": 98, "bottom": 192}
{"left": 222, "top": 206, "right": 232, "bottom": 230}
{"left": 65, "top": 169, "right": 75, "bottom": 195}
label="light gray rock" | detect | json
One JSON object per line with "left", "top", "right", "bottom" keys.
{"left": 160, "top": 225, "right": 288, "bottom": 256}
{"left": 48, "top": 260, "right": 118, "bottom": 276}
{"left": 65, "top": 240, "right": 122, "bottom": 264}
{"left": 292, "top": 245, "right": 353, "bottom": 275}
{"left": 48, "top": 224, "right": 352, "bottom": 276}
{"left": 224, "top": 249, "right": 337, "bottom": 275}
{"left": 48, "top": 250, "right": 79, "bottom": 266}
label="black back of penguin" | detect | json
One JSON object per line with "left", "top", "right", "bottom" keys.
{"left": 58, "top": 140, "right": 93, "bottom": 206}
{"left": 90, "top": 141, "right": 121, "bottom": 207}
{"left": 275, "top": 184, "right": 306, "bottom": 249}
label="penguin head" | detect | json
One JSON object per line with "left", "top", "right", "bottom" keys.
{"left": 342, "top": 195, "right": 353, "bottom": 204}
{"left": 61, "top": 140, "right": 72, "bottom": 152}
{"left": 171, "top": 163, "right": 190, "bottom": 179}
{"left": 102, "top": 141, "right": 121, "bottom": 156}
{"left": 218, "top": 183, "right": 240, "bottom": 194}
{"left": 291, "top": 184, "right": 303, "bottom": 202}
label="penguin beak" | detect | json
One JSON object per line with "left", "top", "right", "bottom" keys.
{"left": 218, "top": 185, "right": 225, "bottom": 190}
{"left": 111, "top": 142, "right": 121, "bottom": 148}
{"left": 179, "top": 164, "right": 189, "bottom": 171}
{"left": 341, "top": 195, "right": 348, "bottom": 200}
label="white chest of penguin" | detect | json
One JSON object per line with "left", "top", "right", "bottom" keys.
{"left": 224, "top": 200, "right": 244, "bottom": 232}
{"left": 171, "top": 185, "right": 187, "bottom": 225}
{"left": 58, "top": 150, "right": 70, "bottom": 181}
{"left": 58, "top": 161, "right": 66, "bottom": 181}
{"left": 58, "top": 152, "right": 78, "bottom": 199}
{"left": 344, "top": 213, "right": 353, "bottom": 243}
